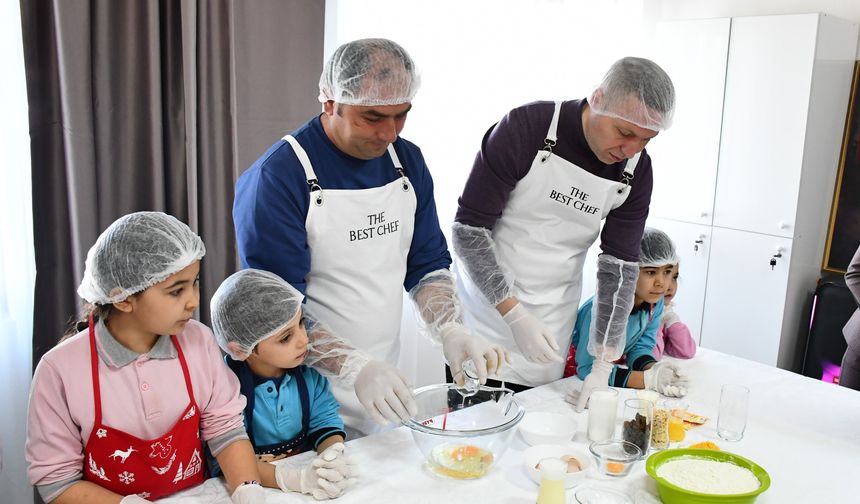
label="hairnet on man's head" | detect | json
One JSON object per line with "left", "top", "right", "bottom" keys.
{"left": 77, "top": 211, "right": 205, "bottom": 305}
{"left": 590, "top": 56, "right": 675, "bottom": 131}
{"left": 318, "top": 38, "right": 420, "bottom": 106}
{"left": 210, "top": 269, "right": 304, "bottom": 360}
{"left": 639, "top": 227, "right": 679, "bottom": 268}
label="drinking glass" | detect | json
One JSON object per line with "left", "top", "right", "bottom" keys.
{"left": 717, "top": 384, "right": 749, "bottom": 442}
{"left": 587, "top": 387, "right": 618, "bottom": 442}
{"left": 620, "top": 398, "right": 653, "bottom": 457}
{"left": 659, "top": 399, "right": 688, "bottom": 444}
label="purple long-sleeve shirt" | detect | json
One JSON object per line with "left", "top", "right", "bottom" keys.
{"left": 455, "top": 99, "right": 653, "bottom": 261}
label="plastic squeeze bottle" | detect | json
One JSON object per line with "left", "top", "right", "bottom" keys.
{"left": 536, "top": 457, "right": 566, "bottom": 504}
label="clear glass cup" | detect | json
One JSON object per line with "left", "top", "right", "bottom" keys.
{"left": 587, "top": 387, "right": 619, "bottom": 442}
{"left": 717, "top": 384, "right": 749, "bottom": 442}
{"left": 659, "top": 399, "right": 688, "bottom": 444}
{"left": 619, "top": 398, "right": 652, "bottom": 457}
{"left": 650, "top": 406, "right": 669, "bottom": 450}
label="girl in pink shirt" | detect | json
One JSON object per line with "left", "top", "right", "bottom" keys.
{"left": 653, "top": 264, "right": 697, "bottom": 360}
{"left": 26, "top": 212, "right": 265, "bottom": 504}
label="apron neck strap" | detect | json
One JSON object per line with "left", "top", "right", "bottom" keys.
{"left": 171, "top": 335, "right": 196, "bottom": 404}
{"left": 88, "top": 313, "right": 103, "bottom": 424}
{"left": 542, "top": 101, "right": 563, "bottom": 153}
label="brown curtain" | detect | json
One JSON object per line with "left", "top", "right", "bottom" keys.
{"left": 21, "top": 0, "right": 324, "bottom": 373}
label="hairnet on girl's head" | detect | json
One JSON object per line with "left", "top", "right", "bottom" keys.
{"left": 590, "top": 56, "right": 675, "bottom": 131}
{"left": 210, "top": 269, "right": 304, "bottom": 360}
{"left": 639, "top": 227, "right": 679, "bottom": 268}
{"left": 77, "top": 211, "right": 205, "bottom": 305}
{"left": 318, "top": 38, "right": 420, "bottom": 106}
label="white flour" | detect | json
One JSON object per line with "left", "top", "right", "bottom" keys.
{"left": 656, "top": 458, "right": 760, "bottom": 494}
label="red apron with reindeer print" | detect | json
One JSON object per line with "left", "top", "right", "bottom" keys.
{"left": 82, "top": 316, "right": 205, "bottom": 499}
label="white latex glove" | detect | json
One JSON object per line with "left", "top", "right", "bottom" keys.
{"left": 501, "top": 303, "right": 563, "bottom": 363}
{"left": 574, "top": 360, "right": 613, "bottom": 412}
{"left": 120, "top": 496, "right": 152, "bottom": 504}
{"left": 354, "top": 360, "right": 417, "bottom": 424}
{"left": 316, "top": 442, "right": 359, "bottom": 485}
{"left": 441, "top": 325, "right": 510, "bottom": 384}
{"left": 276, "top": 443, "right": 357, "bottom": 500}
{"left": 231, "top": 483, "right": 266, "bottom": 504}
{"left": 644, "top": 361, "right": 688, "bottom": 397}
{"left": 662, "top": 302, "right": 681, "bottom": 327}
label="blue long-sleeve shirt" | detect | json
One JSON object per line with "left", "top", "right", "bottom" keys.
{"left": 249, "top": 366, "right": 344, "bottom": 449}
{"left": 208, "top": 364, "right": 345, "bottom": 477}
{"left": 571, "top": 295, "right": 662, "bottom": 386}
{"left": 233, "top": 115, "right": 452, "bottom": 294}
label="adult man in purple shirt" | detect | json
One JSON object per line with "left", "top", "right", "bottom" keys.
{"left": 451, "top": 57, "right": 681, "bottom": 410}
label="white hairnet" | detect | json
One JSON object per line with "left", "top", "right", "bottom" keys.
{"left": 590, "top": 56, "right": 675, "bottom": 131}
{"left": 77, "top": 211, "right": 205, "bottom": 305}
{"left": 639, "top": 228, "right": 679, "bottom": 268}
{"left": 210, "top": 269, "right": 304, "bottom": 360}
{"left": 318, "top": 38, "right": 420, "bottom": 106}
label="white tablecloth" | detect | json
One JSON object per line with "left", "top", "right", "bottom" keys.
{"left": 158, "top": 348, "right": 860, "bottom": 503}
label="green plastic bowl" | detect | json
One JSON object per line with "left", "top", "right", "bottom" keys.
{"left": 645, "top": 449, "right": 770, "bottom": 504}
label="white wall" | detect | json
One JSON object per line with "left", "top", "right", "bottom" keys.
{"left": 0, "top": 2, "right": 36, "bottom": 503}
{"left": 325, "top": 0, "right": 860, "bottom": 386}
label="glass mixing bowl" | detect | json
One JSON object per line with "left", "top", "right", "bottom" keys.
{"left": 403, "top": 383, "right": 524, "bottom": 479}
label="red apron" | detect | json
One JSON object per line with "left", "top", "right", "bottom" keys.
{"left": 82, "top": 316, "right": 205, "bottom": 499}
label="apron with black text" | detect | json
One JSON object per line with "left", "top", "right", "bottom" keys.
{"left": 284, "top": 135, "right": 416, "bottom": 436}
{"left": 455, "top": 101, "right": 640, "bottom": 386}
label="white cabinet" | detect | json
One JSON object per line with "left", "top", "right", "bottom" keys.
{"left": 646, "top": 18, "right": 730, "bottom": 226}
{"left": 713, "top": 15, "right": 821, "bottom": 237}
{"left": 646, "top": 13, "right": 858, "bottom": 369}
{"left": 699, "top": 228, "right": 793, "bottom": 364}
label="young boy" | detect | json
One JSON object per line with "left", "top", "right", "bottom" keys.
{"left": 564, "top": 228, "right": 688, "bottom": 397}
{"left": 210, "top": 269, "right": 357, "bottom": 500}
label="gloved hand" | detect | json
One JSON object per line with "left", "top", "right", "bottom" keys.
{"left": 441, "top": 325, "right": 509, "bottom": 384}
{"left": 315, "top": 442, "right": 358, "bottom": 491}
{"left": 662, "top": 302, "right": 681, "bottom": 327}
{"left": 120, "top": 496, "right": 153, "bottom": 504}
{"left": 354, "top": 360, "right": 417, "bottom": 424}
{"left": 230, "top": 482, "right": 266, "bottom": 504}
{"left": 276, "top": 443, "right": 358, "bottom": 500}
{"left": 644, "top": 361, "right": 688, "bottom": 397}
{"left": 502, "top": 303, "right": 563, "bottom": 363}
{"left": 573, "top": 360, "right": 613, "bottom": 412}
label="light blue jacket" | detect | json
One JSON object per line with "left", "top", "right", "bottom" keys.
{"left": 571, "top": 295, "right": 663, "bottom": 386}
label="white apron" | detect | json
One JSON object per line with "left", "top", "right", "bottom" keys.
{"left": 454, "top": 101, "right": 640, "bottom": 386}
{"left": 283, "top": 135, "right": 416, "bottom": 436}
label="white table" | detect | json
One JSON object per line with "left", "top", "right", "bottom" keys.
{"left": 159, "top": 348, "right": 860, "bottom": 503}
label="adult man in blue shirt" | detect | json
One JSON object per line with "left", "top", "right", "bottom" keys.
{"left": 233, "top": 38, "right": 506, "bottom": 436}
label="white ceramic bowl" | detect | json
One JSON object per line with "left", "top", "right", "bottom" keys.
{"left": 523, "top": 444, "right": 592, "bottom": 488}
{"left": 518, "top": 411, "right": 578, "bottom": 446}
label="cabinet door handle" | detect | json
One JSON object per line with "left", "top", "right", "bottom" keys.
{"left": 770, "top": 249, "right": 784, "bottom": 270}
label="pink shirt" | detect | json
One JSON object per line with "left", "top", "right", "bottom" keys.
{"left": 26, "top": 319, "right": 247, "bottom": 500}
{"left": 653, "top": 319, "right": 697, "bottom": 360}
